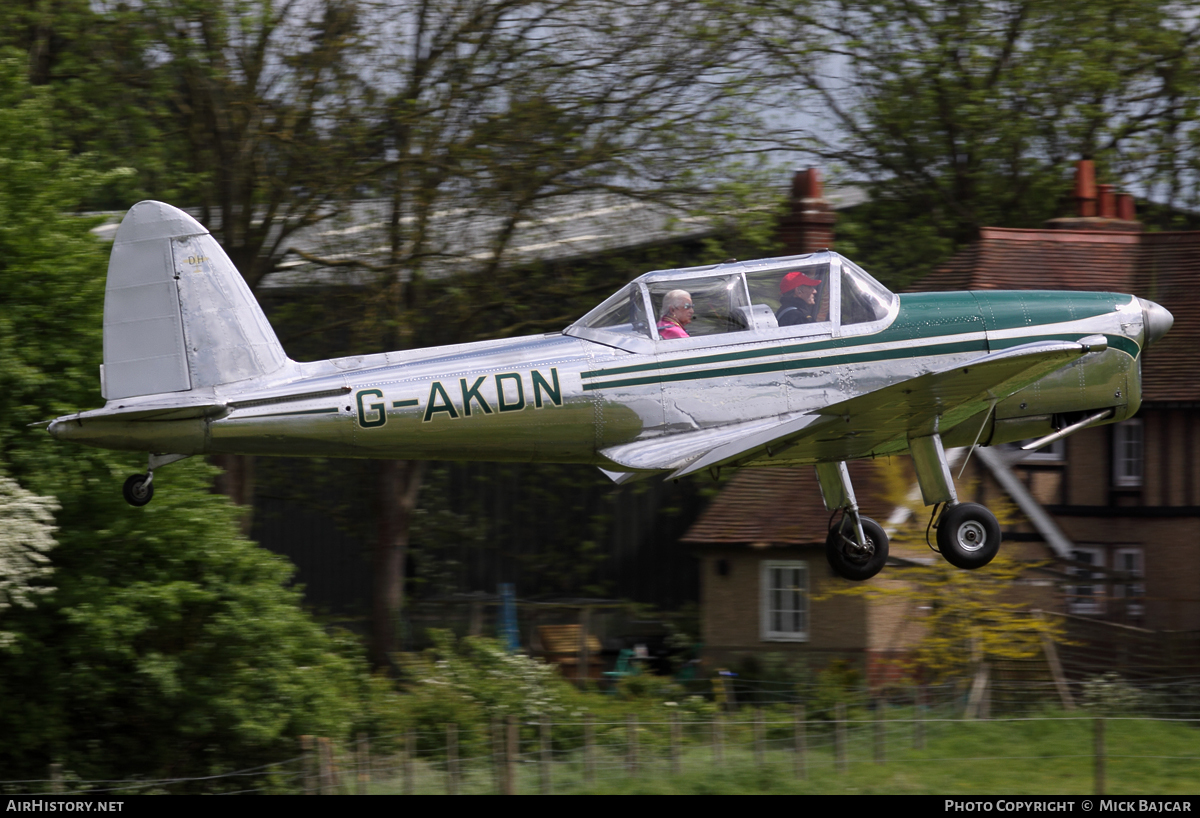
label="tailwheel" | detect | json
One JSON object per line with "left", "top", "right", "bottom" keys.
{"left": 826, "top": 515, "right": 888, "bottom": 581}
{"left": 935, "top": 502, "right": 1000, "bottom": 569}
{"left": 122, "top": 473, "right": 154, "bottom": 507}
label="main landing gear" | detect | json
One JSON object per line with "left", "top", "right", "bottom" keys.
{"left": 826, "top": 512, "right": 889, "bottom": 581}
{"left": 816, "top": 462, "right": 889, "bottom": 581}
{"left": 122, "top": 453, "right": 190, "bottom": 507}
{"left": 817, "top": 432, "right": 1002, "bottom": 581}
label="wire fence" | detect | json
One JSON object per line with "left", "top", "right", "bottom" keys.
{"left": 12, "top": 691, "right": 1200, "bottom": 795}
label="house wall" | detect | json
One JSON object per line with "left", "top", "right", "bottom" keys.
{"left": 1001, "top": 409, "right": 1200, "bottom": 631}
{"left": 1057, "top": 515, "right": 1200, "bottom": 630}
{"left": 698, "top": 546, "right": 868, "bottom": 670}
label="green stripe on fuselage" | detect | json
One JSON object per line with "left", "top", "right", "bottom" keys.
{"left": 582, "top": 339, "right": 986, "bottom": 391}
{"left": 581, "top": 291, "right": 1133, "bottom": 391}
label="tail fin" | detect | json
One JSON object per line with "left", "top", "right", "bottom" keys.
{"left": 101, "top": 201, "right": 289, "bottom": 401}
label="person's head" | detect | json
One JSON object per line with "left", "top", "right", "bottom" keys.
{"left": 780, "top": 270, "right": 820, "bottom": 305}
{"left": 661, "top": 289, "right": 694, "bottom": 325}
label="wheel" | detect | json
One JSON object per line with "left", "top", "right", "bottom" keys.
{"left": 122, "top": 474, "right": 154, "bottom": 507}
{"left": 826, "top": 516, "right": 889, "bottom": 581}
{"left": 936, "top": 502, "right": 1000, "bottom": 569}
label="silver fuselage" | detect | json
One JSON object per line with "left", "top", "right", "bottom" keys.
{"left": 51, "top": 288, "right": 1157, "bottom": 474}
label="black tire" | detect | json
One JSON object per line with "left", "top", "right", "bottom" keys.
{"left": 122, "top": 474, "right": 154, "bottom": 507}
{"left": 826, "top": 516, "right": 889, "bottom": 581}
{"left": 936, "top": 502, "right": 1001, "bottom": 569}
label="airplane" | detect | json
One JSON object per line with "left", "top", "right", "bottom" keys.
{"left": 47, "top": 201, "right": 1174, "bottom": 581}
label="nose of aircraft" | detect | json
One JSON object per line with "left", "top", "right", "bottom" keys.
{"left": 1138, "top": 298, "right": 1174, "bottom": 346}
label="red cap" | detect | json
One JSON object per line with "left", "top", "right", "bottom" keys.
{"left": 780, "top": 270, "right": 821, "bottom": 294}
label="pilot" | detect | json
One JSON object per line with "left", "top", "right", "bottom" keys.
{"left": 656, "top": 290, "right": 694, "bottom": 339}
{"left": 776, "top": 270, "right": 821, "bottom": 326}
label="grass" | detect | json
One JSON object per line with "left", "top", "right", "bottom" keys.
{"left": 363, "top": 711, "right": 1200, "bottom": 795}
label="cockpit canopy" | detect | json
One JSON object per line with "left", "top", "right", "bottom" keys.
{"left": 564, "top": 251, "right": 897, "bottom": 353}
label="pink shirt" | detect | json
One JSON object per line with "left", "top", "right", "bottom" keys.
{"left": 657, "top": 320, "right": 689, "bottom": 339}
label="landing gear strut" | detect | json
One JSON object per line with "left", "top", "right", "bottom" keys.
{"left": 122, "top": 453, "right": 190, "bottom": 507}
{"left": 910, "top": 432, "right": 1002, "bottom": 570}
{"left": 815, "top": 462, "right": 889, "bottom": 581}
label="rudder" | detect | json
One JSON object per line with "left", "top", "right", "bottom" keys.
{"left": 101, "top": 201, "right": 289, "bottom": 401}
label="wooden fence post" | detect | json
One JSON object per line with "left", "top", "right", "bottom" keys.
{"left": 492, "top": 716, "right": 504, "bottom": 794}
{"left": 626, "top": 714, "right": 639, "bottom": 776}
{"left": 446, "top": 723, "right": 459, "bottom": 796}
{"left": 356, "top": 733, "right": 370, "bottom": 795}
{"left": 1094, "top": 717, "right": 1106, "bottom": 796}
{"left": 404, "top": 729, "right": 415, "bottom": 795}
{"left": 834, "top": 702, "right": 847, "bottom": 774}
{"left": 713, "top": 714, "right": 724, "bottom": 765}
{"left": 914, "top": 685, "right": 926, "bottom": 750}
{"left": 504, "top": 715, "right": 518, "bottom": 795}
{"left": 540, "top": 716, "right": 552, "bottom": 795}
{"left": 300, "top": 735, "right": 317, "bottom": 794}
{"left": 794, "top": 705, "right": 807, "bottom": 780}
{"left": 670, "top": 711, "right": 682, "bottom": 776}
{"left": 317, "top": 736, "right": 335, "bottom": 794}
{"left": 754, "top": 708, "right": 765, "bottom": 766}
{"left": 49, "top": 763, "right": 63, "bottom": 795}
{"left": 874, "top": 698, "right": 885, "bottom": 765}
{"left": 584, "top": 714, "right": 596, "bottom": 785}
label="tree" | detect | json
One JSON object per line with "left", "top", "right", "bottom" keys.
{"left": 750, "top": 0, "right": 1200, "bottom": 286}
{"left": 2, "top": 1, "right": 795, "bottom": 667}
{"left": 0, "top": 54, "right": 378, "bottom": 790}
{"left": 299, "top": 0, "right": 787, "bottom": 666}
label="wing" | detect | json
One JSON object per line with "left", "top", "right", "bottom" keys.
{"left": 662, "top": 338, "right": 1100, "bottom": 479}
{"left": 598, "top": 412, "right": 816, "bottom": 476}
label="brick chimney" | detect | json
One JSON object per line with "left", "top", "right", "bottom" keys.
{"left": 1047, "top": 160, "right": 1141, "bottom": 232}
{"left": 777, "top": 168, "right": 836, "bottom": 254}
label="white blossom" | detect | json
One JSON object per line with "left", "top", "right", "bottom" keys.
{"left": 0, "top": 474, "right": 59, "bottom": 646}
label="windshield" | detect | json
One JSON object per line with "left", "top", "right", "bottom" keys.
{"left": 840, "top": 258, "right": 893, "bottom": 325}
{"left": 568, "top": 253, "right": 894, "bottom": 350}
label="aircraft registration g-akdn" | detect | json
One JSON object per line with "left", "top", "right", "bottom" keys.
{"left": 49, "top": 201, "right": 1173, "bottom": 580}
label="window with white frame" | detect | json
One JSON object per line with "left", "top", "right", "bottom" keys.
{"left": 1112, "top": 547, "right": 1145, "bottom": 617}
{"left": 1068, "top": 547, "right": 1105, "bottom": 615}
{"left": 761, "top": 560, "right": 808, "bottom": 641}
{"left": 1112, "top": 420, "right": 1144, "bottom": 488}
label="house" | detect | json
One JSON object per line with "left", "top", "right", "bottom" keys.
{"left": 683, "top": 461, "right": 928, "bottom": 676}
{"left": 683, "top": 162, "right": 1200, "bottom": 679}
{"left": 924, "top": 161, "right": 1200, "bottom": 634}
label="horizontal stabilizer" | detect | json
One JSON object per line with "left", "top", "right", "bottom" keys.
{"left": 59, "top": 399, "right": 228, "bottom": 423}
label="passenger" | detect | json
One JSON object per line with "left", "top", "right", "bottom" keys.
{"left": 776, "top": 270, "right": 821, "bottom": 326}
{"left": 656, "top": 290, "right": 694, "bottom": 339}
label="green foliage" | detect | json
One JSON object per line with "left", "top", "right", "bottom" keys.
{"left": 758, "top": 0, "right": 1200, "bottom": 287}
{"left": 395, "top": 630, "right": 577, "bottom": 757}
{"left": 1081, "top": 672, "right": 1148, "bottom": 716}
{"left": 402, "top": 630, "right": 573, "bottom": 720}
{"left": 0, "top": 58, "right": 383, "bottom": 791}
